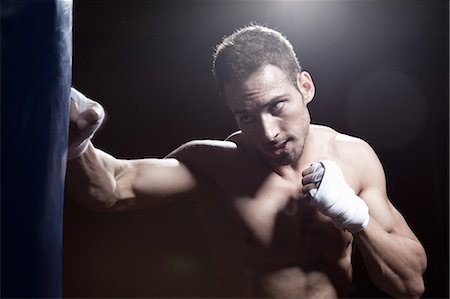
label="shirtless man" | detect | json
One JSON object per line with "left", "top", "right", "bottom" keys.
{"left": 66, "top": 25, "right": 426, "bottom": 298}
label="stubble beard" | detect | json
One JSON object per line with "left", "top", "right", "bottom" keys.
{"left": 278, "top": 142, "right": 303, "bottom": 166}
{"left": 263, "top": 137, "right": 304, "bottom": 167}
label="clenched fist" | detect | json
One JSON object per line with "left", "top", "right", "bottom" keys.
{"left": 302, "top": 160, "right": 369, "bottom": 233}
{"left": 68, "top": 88, "right": 105, "bottom": 160}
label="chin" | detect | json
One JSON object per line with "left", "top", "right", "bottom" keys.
{"left": 286, "top": 144, "right": 303, "bottom": 164}
{"left": 270, "top": 151, "right": 301, "bottom": 166}
{"left": 259, "top": 144, "right": 303, "bottom": 166}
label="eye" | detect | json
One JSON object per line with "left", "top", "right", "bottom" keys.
{"left": 269, "top": 101, "right": 284, "bottom": 114}
{"left": 238, "top": 114, "right": 254, "bottom": 124}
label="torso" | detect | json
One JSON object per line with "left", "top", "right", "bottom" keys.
{"left": 180, "top": 125, "right": 362, "bottom": 298}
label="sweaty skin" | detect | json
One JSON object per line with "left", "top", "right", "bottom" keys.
{"left": 66, "top": 65, "right": 426, "bottom": 298}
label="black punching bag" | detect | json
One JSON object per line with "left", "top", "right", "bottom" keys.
{"left": 1, "top": 0, "right": 72, "bottom": 297}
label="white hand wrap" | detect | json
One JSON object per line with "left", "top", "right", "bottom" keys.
{"left": 308, "top": 160, "right": 369, "bottom": 233}
{"left": 68, "top": 87, "right": 104, "bottom": 160}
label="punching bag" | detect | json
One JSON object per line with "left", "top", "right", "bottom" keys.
{"left": 1, "top": 0, "right": 72, "bottom": 297}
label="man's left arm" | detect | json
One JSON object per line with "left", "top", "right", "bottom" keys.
{"left": 302, "top": 138, "right": 427, "bottom": 298}
{"left": 353, "top": 143, "right": 427, "bottom": 298}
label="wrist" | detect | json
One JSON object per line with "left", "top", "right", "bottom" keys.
{"left": 68, "top": 138, "right": 91, "bottom": 160}
{"left": 334, "top": 192, "right": 369, "bottom": 233}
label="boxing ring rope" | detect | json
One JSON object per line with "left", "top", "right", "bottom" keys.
{"left": 1, "top": 0, "right": 72, "bottom": 297}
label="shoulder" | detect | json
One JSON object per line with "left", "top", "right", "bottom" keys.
{"left": 167, "top": 138, "right": 238, "bottom": 161}
{"left": 310, "top": 125, "right": 367, "bottom": 151}
{"left": 165, "top": 138, "right": 240, "bottom": 178}
{"left": 311, "top": 125, "right": 378, "bottom": 164}
{"left": 311, "top": 125, "right": 385, "bottom": 193}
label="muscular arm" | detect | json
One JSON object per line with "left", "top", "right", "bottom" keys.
{"left": 66, "top": 142, "right": 198, "bottom": 212}
{"left": 352, "top": 141, "right": 427, "bottom": 298}
{"left": 66, "top": 88, "right": 201, "bottom": 212}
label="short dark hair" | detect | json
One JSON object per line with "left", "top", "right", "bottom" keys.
{"left": 212, "top": 24, "right": 302, "bottom": 95}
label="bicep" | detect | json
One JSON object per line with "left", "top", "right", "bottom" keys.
{"left": 361, "top": 186, "right": 415, "bottom": 238}
{"left": 113, "top": 158, "right": 199, "bottom": 211}
{"left": 356, "top": 143, "right": 417, "bottom": 239}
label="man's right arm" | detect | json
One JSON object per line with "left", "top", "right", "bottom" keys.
{"left": 66, "top": 88, "right": 199, "bottom": 212}
{"left": 66, "top": 144, "right": 198, "bottom": 212}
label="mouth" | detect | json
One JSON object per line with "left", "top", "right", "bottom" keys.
{"left": 265, "top": 139, "right": 290, "bottom": 157}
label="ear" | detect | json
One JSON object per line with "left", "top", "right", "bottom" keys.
{"left": 296, "top": 71, "right": 315, "bottom": 104}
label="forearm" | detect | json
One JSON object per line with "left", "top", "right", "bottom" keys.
{"left": 354, "top": 219, "right": 427, "bottom": 298}
{"left": 66, "top": 142, "right": 124, "bottom": 211}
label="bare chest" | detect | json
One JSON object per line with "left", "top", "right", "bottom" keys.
{"left": 194, "top": 157, "right": 356, "bottom": 297}
{"left": 220, "top": 171, "right": 353, "bottom": 264}
{"left": 195, "top": 174, "right": 353, "bottom": 298}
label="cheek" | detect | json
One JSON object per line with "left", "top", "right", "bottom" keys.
{"left": 285, "top": 107, "right": 310, "bottom": 133}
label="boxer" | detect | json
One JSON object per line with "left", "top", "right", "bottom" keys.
{"left": 66, "top": 25, "right": 426, "bottom": 298}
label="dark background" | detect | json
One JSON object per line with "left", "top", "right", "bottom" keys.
{"left": 63, "top": 1, "right": 449, "bottom": 298}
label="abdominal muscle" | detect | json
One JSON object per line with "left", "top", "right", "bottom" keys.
{"left": 253, "top": 265, "right": 344, "bottom": 298}
{"left": 194, "top": 187, "right": 354, "bottom": 298}
{"left": 208, "top": 238, "right": 353, "bottom": 298}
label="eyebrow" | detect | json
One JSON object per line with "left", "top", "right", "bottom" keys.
{"left": 267, "top": 94, "right": 290, "bottom": 105}
{"left": 232, "top": 94, "right": 290, "bottom": 114}
{"left": 233, "top": 108, "right": 250, "bottom": 115}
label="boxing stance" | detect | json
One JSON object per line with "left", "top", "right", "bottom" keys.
{"left": 66, "top": 25, "right": 426, "bottom": 298}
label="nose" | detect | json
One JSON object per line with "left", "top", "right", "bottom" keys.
{"left": 259, "top": 114, "right": 279, "bottom": 143}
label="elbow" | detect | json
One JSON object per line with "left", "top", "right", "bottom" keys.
{"left": 404, "top": 248, "right": 427, "bottom": 298}
{"left": 399, "top": 277, "right": 425, "bottom": 298}
{"left": 411, "top": 280, "right": 425, "bottom": 298}
{"left": 393, "top": 246, "right": 428, "bottom": 298}
{"left": 390, "top": 271, "right": 426, "bottom": 298}
{"left": 408, "top": 258, "right": 427, "bottom": 298}
{"left": 377, "top": 275, "right": 425, "bottom": 299}
{"left": 376, "top": 260, "right": 427, "bottom": 298}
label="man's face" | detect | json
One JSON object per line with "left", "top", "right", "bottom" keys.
{"left": 224, "top": 64, "right": 314, "bottom": 166}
